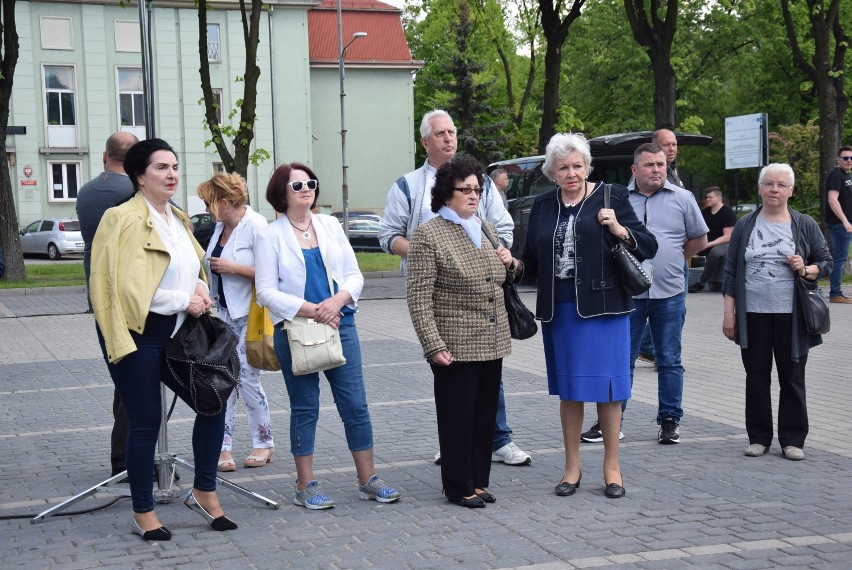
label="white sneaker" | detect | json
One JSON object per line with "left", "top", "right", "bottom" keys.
{"left": 492, "top": 442, "right": 532, "bottom": 465}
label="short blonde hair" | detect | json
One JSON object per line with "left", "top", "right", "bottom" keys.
{"left": 196, "top": 173, "right": 249, "bottom": 220}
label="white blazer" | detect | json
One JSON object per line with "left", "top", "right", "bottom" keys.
{"left": 255, "top": 213, "right": 363, "bottom": 325}
{"left": 204, "top": 206, "right": 268, "bottom": 320}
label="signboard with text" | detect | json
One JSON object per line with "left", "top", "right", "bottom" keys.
{"left": 725, "top": 113, "right": 768, "bottom": 170}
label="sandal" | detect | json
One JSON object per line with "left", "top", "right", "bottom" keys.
{"left": 217, "top": 457, "right": 236, "bottom": 472}
{"left": 243, "top": 448, "right": 274, "bottom": 468}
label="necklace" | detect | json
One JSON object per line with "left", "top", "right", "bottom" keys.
{"left": 288, "top": 218, "right": 313, "bottom": 240}
{"left": 561, "top": 184, "right": 587, "bottom": 207}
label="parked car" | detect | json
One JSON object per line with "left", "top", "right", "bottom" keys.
{"left": 331, "top": 210, "right": 382, "bottom": 224}
{"left": 734, "top": 203, "right": 758, "bottom": 216}
{"left": 190, "top": 212, "right": 215, "bottom": 250}
{"left": 346, "top": 218, "right": 382, "bottom": 252}
{"left": 19, "top": 218, "right": 83, "bottom": 260}
{"left": 488, "top": 131, "right": 713, "bottom": 254}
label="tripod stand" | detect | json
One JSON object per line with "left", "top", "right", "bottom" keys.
{"left": 32, "top": 384, "right": 278, "bottom": 524}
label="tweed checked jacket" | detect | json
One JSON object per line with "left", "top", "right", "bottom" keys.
{"left": 407, "top": 216, "right": 513, "bottom": 362}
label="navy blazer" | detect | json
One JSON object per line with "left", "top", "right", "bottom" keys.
{"left": 518, "top": 182, "right": 657, "bottom": 321}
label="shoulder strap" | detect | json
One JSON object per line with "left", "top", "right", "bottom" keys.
{"left": 603, "top": 183, "right": 611, "bottom": 209}
{"left": 482, "top": 224, "right": 500, "bottom": 250}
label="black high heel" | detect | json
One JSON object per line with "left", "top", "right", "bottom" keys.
{"left": 184, "top": 490, "right": 238, "bottom": 531}
{"left": 555, "top": 471, "right": 582, "bottom": 496}
{"left": 131, "top": 519, "right": 172, "bottom": 541}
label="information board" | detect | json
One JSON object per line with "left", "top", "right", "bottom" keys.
{"left": 725, "top": 113, "right": 768, "bottom": 170}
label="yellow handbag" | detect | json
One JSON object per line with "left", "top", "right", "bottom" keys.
{"left": 245, "top": 286, "right": 281, "bottom": 371}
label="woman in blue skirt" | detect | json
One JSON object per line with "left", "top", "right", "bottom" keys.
{"left": 510, "top": 133, "right": 656, "bottom": 498}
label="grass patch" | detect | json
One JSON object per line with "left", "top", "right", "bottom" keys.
{"left": 355, "top": 252, "right": 400, "bottom": 273}
{"left": 0, "top": 262, "right": 87, "bottom": 289}
{"left": 0, "top": 253, "right": 399, "bottom": 290}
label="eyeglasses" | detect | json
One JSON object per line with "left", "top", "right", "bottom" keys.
{"left": 288, "top": 180, "right": 318, "bottom": 192}
{"left": 454, "top": 187, "right": 482, "bottom": 196}
{"left": 759, "top": 182, "right": 791, "bottom": 190}
{"left": 840, "top": 156, "right": 852, "bottom": 161}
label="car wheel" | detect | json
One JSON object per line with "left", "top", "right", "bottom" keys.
{"left": 47, "top": 243, "right": 61, "bottom": 260}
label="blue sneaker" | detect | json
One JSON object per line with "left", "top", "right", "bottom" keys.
{"left": 294, "top": 480, "right": 335, "bottom": 510}
{"left": 357, "top": 474, "right": 401, "bottom": 503}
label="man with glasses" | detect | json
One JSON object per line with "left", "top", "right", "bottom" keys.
{"left": 585, "top": 143, "right": 707, "bottom": 445}
{"left": 379, "top": 110, "right": 531, "bottom": 466}
{"left": 824, "top": 146, "right": 852, "bottom": 303}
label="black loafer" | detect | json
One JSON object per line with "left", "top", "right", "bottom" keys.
{"left": 446, "top": 494, "right": 486, "bottom": 508}
{"left": 555, "top": 472, "right": 582, "bottom": 496}
{"left": 604, "top": 482, "right": 626, "bottom": 499}
{"left": 475, "top": 489, "right": 496, "bottom": 503}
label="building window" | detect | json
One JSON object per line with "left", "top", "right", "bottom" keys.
{"left": 44, "top": 65, "right": 78, "bottom": 148}
{"left": 211, "top": 88, "right": 223, "bottom": 124}
{"left": 49, "top": 162, "right": 81, "bottom": 201}
{"left": 213, "top": 162, "right": 227, "bottom": 174}
{"left": 207, "top": 23, "right": 220, "bottom": 62}
{"left": 117, "top": 67, "right": 146, "bottom": 139}
{"left": 40, "top": 17, "right": 73, "bottom": 50}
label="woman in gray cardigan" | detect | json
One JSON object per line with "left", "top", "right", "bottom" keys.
{"left": 722, "top": 163, "right": 832, "bottom": 461}
{"left": 407, "top": 155, "right": 515, "bottom": 508}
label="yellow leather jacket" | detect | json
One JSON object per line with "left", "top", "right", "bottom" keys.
{"left": 90, "top": 192, "right": 206, "bottom": 363}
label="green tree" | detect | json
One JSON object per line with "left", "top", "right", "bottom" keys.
{"left": 197, "top": 0, "right": 268, "bottom": 177}
{"left": 0, "top": 0, "right": 23, "bottom": 280}
{"left": 780, "top": 0, "right": 849, "bottom": 221}
{"left": 538, "top": 0, "right": 587, "bottom": 153}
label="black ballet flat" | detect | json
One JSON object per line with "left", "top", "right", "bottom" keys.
{"left": 475, "top": 489, "right": 496, "bottom": 503}
{"left": 131, "top": 519, "right": 172, "bottom": 541}
{"left": 184, "top": 490, "right": 238, "bottom": 531}
{"left": 555, "top": 472, "right": 582, "bottom": 496}
{"left": 446, "top": 494, "right": 486, "bottom": 508}
{"left": 604, "top": 482, "right": 626, "bottom": 499}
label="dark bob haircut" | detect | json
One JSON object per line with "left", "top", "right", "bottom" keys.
{"left": 431, "top": 154, "right": 485, "bottom": 213}
{"left": 266, "top": 162, "right": 320, "bottom": 214}
{"left": 123, "top": 138, "right": 177, "bottom": 192}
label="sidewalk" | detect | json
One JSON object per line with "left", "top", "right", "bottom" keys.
{"left": 1, "top": 280, "right": 851, "bottom": 569}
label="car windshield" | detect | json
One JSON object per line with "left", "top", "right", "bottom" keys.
{"left": 61, "top": 221, "right": 81, "bottom": 231}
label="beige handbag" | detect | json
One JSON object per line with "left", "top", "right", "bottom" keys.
{"left": 282, "top": 256, "right": 346, "bottom": 375}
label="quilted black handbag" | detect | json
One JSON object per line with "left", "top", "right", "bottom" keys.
{"left": 603, "top": 184, "right": 653, "bottom": 296}
{"left": 165, "top": 313, "right": 240, "bottom": 416}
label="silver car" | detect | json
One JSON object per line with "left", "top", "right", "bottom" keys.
{"left": 19, "top": 218, "right": 84, "bottom": 260}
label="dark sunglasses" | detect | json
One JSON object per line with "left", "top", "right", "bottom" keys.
{"left": 288, "top": 180, "right": 318, "bottom": 192}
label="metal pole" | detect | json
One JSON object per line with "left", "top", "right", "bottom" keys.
{"left": 139, "top": 0, "right": 156, "bottom": 139}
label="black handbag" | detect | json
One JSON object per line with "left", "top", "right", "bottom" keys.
{"left": 793, "top": 222, "right": 830, "bottom": 335}
{"left": 165, "top": 312, "right": 240, "bottom": 416}
{"left": 603, "top": 184, "right": 653, "bottom": 296}
{"left": 483, "top": 228, "right": 538, "bottom": 340}
{"left": 795, "top": 277, "right": 830, "bottom": 335}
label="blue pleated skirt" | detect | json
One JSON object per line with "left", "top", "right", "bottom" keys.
{"left": 542, "top": 302, "right": 632, "bottom": 402}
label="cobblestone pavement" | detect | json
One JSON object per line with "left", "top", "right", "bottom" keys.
{"left": 1, "top": 279, "right": 851, "bottom": 569}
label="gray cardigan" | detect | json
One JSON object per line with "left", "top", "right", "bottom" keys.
{"left": 722, "top": 207, "right": 832, "bottom": 360}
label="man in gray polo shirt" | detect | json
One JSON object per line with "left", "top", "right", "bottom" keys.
{"left": 594, "top": 143, "right": 707, "bottom": 444}
{"left": 76, "top": 131, "right": 138, "bottom": 477}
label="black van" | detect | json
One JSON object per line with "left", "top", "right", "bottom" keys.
{"left": 488, "top": 131, "right": 712, "bottom": 254}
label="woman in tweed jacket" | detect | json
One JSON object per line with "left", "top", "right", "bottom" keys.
{"left": 407, "top": 155, "right": 516, "bottom": 509}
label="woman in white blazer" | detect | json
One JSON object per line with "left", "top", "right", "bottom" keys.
{"left": 254, "top": 162, "right": 400, "bottom": 510}
{"left": 197, "top": 173, "right": 274, "bottom": 473}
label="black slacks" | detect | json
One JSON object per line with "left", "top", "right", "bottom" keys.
{"left": 432, "top": 359, "right": 502, "bottom": 498}
{"left": 741, "top": 313, "right": 809, "bottom": 449}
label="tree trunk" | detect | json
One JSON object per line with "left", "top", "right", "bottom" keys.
{"left": 0, "top": 0, "right": 25, "bottom": 280}
{"left": 652, "top": 55, "right": 676, "bottom": 130}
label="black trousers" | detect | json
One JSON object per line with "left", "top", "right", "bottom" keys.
{"left": 698, "top": 243, "right": 729, "bottom": 286}
{"left": 110, "top": 390, "right": 129, "bottom": 475}
{"left": 432, "top": 359, "right": 502, "bottom": 498}
{"left": 741, "top": 313, "right": 809, "bottom": 448}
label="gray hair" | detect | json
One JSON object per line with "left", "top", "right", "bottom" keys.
{"left": 491, "top": 168, "right": 507, "bottom": 179}
{"left": 542, "top": 133, "right": 593, "bottom": 181}
{"left": 758, "top": 163, "right": 795, "bottom": 187}
{"left": 420, "top": 110, "right": 456, "bottom": 139}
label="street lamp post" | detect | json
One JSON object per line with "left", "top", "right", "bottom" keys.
{"left": 338, "top": 2, "right": 367, "bottom": 239}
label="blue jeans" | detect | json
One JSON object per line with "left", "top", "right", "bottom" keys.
{"left": 623, "top": 293, "right": 686, "bottom": 423}
{"left": 273, "top": 321, "right": 373, "bottom": 456}
{"left": 97, "top": 314, "right": 225, "bottom": 513}
{"left": 492, "top": 383, "right": 513, "bottom": 451}
{"left": 827, "top": 223, "right": 851, "bottom": 297}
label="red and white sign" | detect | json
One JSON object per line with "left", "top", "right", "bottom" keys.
{"left": 21, "top": 180, "right": 37, "bottom": 186}
{"left": 23, "top": 166, "right": 33, "bottom": 178}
